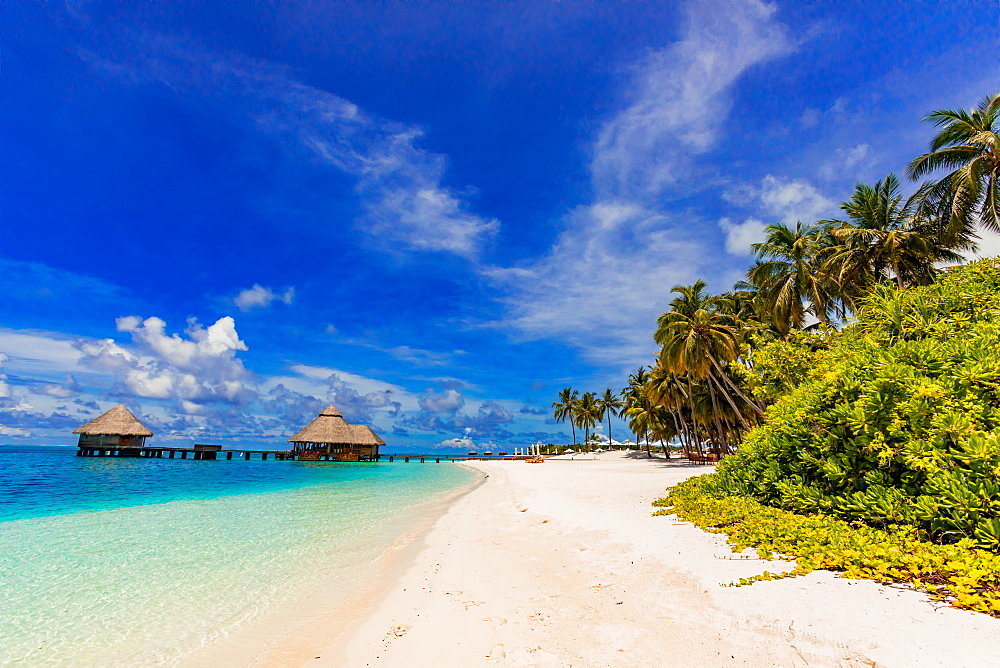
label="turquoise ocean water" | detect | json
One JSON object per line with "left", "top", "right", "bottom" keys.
{"left": 0, "top": 446, "right": 477, "bottom": 665}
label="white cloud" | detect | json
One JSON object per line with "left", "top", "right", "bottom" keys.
{"left": 437, "top": 429, "right": 476, "bottom": 451}
{"left": 82, "top": 40, "right": 497, "bottom": 257}
{"left": 718, "top": 217, "right": 767, "bottom": 255}
{"left": 800, "top": 107, "right": 820, "bottom": 129}
{"left": 818, "top": 143, "right": 873, "bottom": 181}
{"left": 758, "top": 175, "right": 835, "bottom": 225}
{"left": 718, "top": 176, "right": 836, "bottom": 255}
{"left": 0, "top": 330, "right": 91, "bottom": 380}
{"left": 592, "top": 0, "right": 792, "bottom": 202}
{"left": 489, "top": 0, "right": 793, "bottom": 367}
{"left": 418, "top": 388, "right": 465, "bottom": 414}
{"left": 268, "top": 364, "right": 417, "bottom": 415}
{"left": 0, "top": 353, "right": 10, "bottom": 399}
{"left": 79, "top": 316, "right": 253, "bottom": 406}
{"left": 486, "top": 203, "right": 708, "bottom": 365}
{"left": 233, "top": 284, "right": 295, "bottom": 311}
{"left": 962, "top": 225, "right": 1000, "bottom": 262}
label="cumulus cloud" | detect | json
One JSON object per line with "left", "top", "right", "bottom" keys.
{"left": 719, "top": 175, "right": 836, "bottom": 255}
{"left": 40, "top": 375, "right": 81, "bottom": 398}
{"left": 233, "top": 284, "right": 295, "bottom": 311}
{"left": 398, "top": 400, "right": 514, "bottom": 439}
{"left": 418, "top": 388, "right": 465, "bottom": 414}
{"left": 718, "top": 217, "right": 768, "bottom": 256}
{"left": 77, "top": 316, "right": 253, "bottom": 407}
{"left": 81, "top": 39, "right": 497, "bottom": 257}
{"left": 758, "top": 175, "right": 835, "bottom": 225}
{"left": 437, "top": 428, "right": 476, "bottom": 451}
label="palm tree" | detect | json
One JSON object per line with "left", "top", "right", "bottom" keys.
{"left": 622, "top": 368, "right": 650, "bottom": 449}
{"left": 575, "top": 392, "right": 600, "bottom": 450}
{"left": 656, "top": 282, "right": 763, "bottom": 417}
{"left": 596, "top": 389, "right": 623, "bottom": 449}
{"left": 623, "top": 391, "right": 655, "bottom": 458}
{"left": 907, "top": 92, "right": 1000, "bottom": 237}
{"left": 823, "top": 175, "right": 952, "bottom": 290}
{"left": 551, "top": 387, "right": 579, "bottom": 447}
{"left": 748, "top": 222, "right": 835, "bottom": 337}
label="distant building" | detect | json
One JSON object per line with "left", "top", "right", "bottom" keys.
{"left": 73, "top": 404, "right": 153, "bottom": 453}
{"left": 288, "top": 405, "right": 384, "bottom": 461}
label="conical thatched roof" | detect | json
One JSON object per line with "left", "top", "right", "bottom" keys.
{"left": 73, "top": 404, "right": 154, "bottom": 436}
{"left": 288, "top": 405, "right": 354, "bottom": 444}
{"left": 349, "top": 424, "right": 386, "bottom": 446}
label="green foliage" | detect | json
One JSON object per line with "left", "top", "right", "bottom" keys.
{"left": 656, "top": 476, "right": 1000, "bottom": 616}
{"left": 749, "top": 330, "right": 831, "bottom": 404}
{"left": 711, "top": 259, "right": 1000, "bottom": 549}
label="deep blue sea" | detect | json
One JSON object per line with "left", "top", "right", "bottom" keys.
{"left": 0, "top": 445, "right": 477, "bottom": 665}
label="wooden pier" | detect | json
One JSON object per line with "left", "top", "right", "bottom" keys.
{"left": 76, "top": 447, "right": 533, "bottom": 463}
{"left": 76, "top": 444, "right": 294, "bottom": 460}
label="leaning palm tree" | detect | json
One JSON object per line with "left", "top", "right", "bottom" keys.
{"left": 551, "top": 387, "right": 579, "bottom": 447}
{"left": 596, "top": 388, "right": 623, "bottom": 449}
{"left": 907, "top": 92, "right": 1000, "bottom": 238}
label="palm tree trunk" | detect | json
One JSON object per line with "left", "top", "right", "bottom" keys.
{"left": 644, "top": 429, "right": 651, "bottom": 458}
{"left": 684, "top": 376, "right": 704, "bottom": 459}
{"left": 707, "top": 371, "right": 752, "bottom": 430}
{"left": 668, "top": 409, "right": 684, "bottom": 458}
{"left": 709, "top": 356, "right": 765, "bottom": 415}
{"left": 705, "top": 378, "right": 727, "bottom": 457}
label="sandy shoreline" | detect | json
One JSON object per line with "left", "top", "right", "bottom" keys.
{"left": 309, "top": 451, "right": 1000, "bottom": 667}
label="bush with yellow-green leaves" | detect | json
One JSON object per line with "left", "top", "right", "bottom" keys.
{"left": 718, "top": 259, "right": 1000, "bottom": 550}
{"left": 655, "top": 476, "right": 1000, "bottom": 616}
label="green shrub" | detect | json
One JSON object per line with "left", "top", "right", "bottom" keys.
{"left": 749, "top": 329, "right": 831, "bottom": 404}
{"left": 656, "top": 476, "right": 1000, "bottom": 616}
{"left": 714, "top": 259, "right": 1000, "bottom": 548}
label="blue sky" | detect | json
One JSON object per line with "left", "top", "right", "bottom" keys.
{"left": 2, "top": 1, "right": 997, "bottom": 450}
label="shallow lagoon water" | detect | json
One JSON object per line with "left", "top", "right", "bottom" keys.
{"left": 0, "top": 446, "right": 475, "bottom": 665}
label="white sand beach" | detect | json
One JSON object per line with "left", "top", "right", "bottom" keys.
{"left": 309, "top": 451, "right": 1000, "bottom": 667}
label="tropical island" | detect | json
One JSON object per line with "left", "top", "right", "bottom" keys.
{"left": 6, "top": 3, "right": 1000, "bottom": 663}
{"left": 298, "top": 93, "right": 1000, "bottom": 666}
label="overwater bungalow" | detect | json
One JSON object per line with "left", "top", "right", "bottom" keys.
{"left": 73, "top": 404, "right": 153, "bottom": 455}
{"left": 349, "top": 424, "right": 386, "bottom": 462}
{"left": 288, "top": 405, "right": 383, "bottom": 462}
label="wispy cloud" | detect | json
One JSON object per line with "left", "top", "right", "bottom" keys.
{"left": 80, "top": 38, "right": 498, "bottom": 258}
{"left": 233, "top": 284, "right": 295, "bottom": 311}
{"left": 592, "top": 0, "right": 793, "bottom": 202}
{"left": 488, "top": 0, "right": 794, "bottom": 368}
{"left": 818, "top": 143, "right": 873, "bottom": 181}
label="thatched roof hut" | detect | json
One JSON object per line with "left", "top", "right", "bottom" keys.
{"left": 349, "top": 424, "right": 386, "bottom": 447}
{"left": 73, "top": 404, "right": 153, "bottom": 450}
{"left": 288, "top": 405, "right": 354, "bottom": 445}
{"left": 74, "top": 404, "right": 153, "bottom": 436}
{"left": 287, "top": 405, "right": 384, "bottom": 461}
